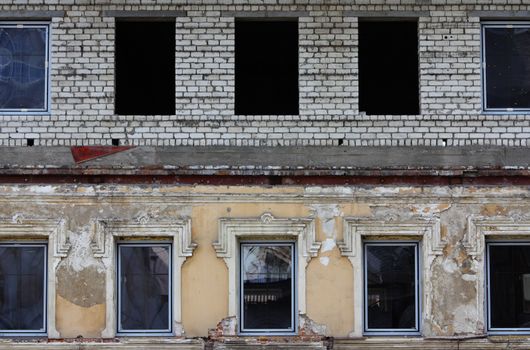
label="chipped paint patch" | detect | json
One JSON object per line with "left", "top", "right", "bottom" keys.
{"left": 319, "top": 257, "right": 330, "bottom": 266}
{"left": 321, "top": 238, "right": 336, "bottom": 253}
{"left": 311, "top": 204, "right": 342, "bottom": 239}
{"left": 453, "top": 304, "right": 478, "bottom": 334}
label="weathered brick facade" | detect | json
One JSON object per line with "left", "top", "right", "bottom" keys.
{"left": 0, "top": 1, "right": 528, "bottom": 146}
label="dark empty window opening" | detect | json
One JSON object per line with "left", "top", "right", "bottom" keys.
{"left": 235, "top": 20, "right": 299, "bottom": 116}
{"left": 115, "top": 20, "right": 175, "bottom": 116}
{"left": 359, "top": 21, "right": 419, "bottom": 115}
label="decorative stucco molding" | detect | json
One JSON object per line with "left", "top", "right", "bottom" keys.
{"left": 463, "top": 215, "right": 530, "bottom": 336}
{"left": 94, "top": 217, "right": 196, "bottom": 338}
{"left": 91, "top": 217, "right": 196, "bottom": 258}
{"left": 338, "top": 217, "right": 443, "bottom": 337}
{"left": 213, "top": 212, "right": 320, "bottom": 334}
{"left": 464, "top": 216, "right": 530, "bottom": 256}
{"left": 338, "top": 217, "right": 444, "bottom": 257}
{"left": 214, "top": 212, "right": 320, "bottom": 260}
{"left": 0, "top": 217, "right": 69, "bottom": 339}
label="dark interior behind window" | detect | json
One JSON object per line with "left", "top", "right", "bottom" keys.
{"left": 119, "top": 244, "right": 171, "bottom": 333}
{"left": 0, "top": 25, "right": 48, "bottom": 112}
{"left": 359, "top": 21, "right": 419, "bottom": 115}
{"left": 365, "top": 243, "right": 418, "bottom": 332}
{"left": 115, "top": 20, "right": 175, "bottom": 115}
{"left": 484, "top": 25, "right": 530, "bottom": 111}
{"left": 240, "top": 243, "right": 294, "bottom": 333}
{"left": 0, "top": 245, "right": 46, "bottom": 332}
{"left": 489, "top": 244, "right": 530, "bottom": 329}
{"left": 235, "top": 20, "right": 299, "bottom": 115}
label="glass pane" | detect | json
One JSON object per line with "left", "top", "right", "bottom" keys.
{"left": 489, "top": 244, "right": 530, "bottom": 329}
{"left": 241, "top": 244, "right": 293, "bottom": 331}
{"left": 0, "top": 26, "right": 47, "bottom": 110}
{"left": 485, "top": 26, "right": 530, "bottom": 109}
{"left": 365, "top": 244, "right": 417, "bottom": 330}
{"left": 0, "top": 246, "right": 45, "bottom": 331}
{"left": 119, "top": 245, "right": 170, "bottom": 332}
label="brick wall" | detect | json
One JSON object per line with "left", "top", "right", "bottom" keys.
{"left": 0, "top": 1, "right": 528, "bottom": 147}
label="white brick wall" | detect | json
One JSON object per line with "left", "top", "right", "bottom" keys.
{"left": 0, "top": 2, "right": 529, "bottom": 147}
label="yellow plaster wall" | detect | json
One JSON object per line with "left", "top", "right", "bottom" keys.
{"left": 56, "top": 296, "right": 105, "bottom": 338}
{"left": 182, "top": 201, "right": 354, "bottom": 337}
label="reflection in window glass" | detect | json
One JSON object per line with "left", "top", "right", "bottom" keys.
{"left": 0, "top": 24, "right": 48, "bottom": 112}
{"left": 118, "top": 244, "right": 171, "bottom": 333}
{"left": 483, "top": 24, "right": 530, "bottom": 111}
{"left": 488, "top": 243, "right": 530, "bottom": 330}
{"left": 240, "top": 243, "right": 295, "bottom": 333}
{"left": 0, "top": 245, "right": 46, "bottom": 332}
{"left": 364, "top": 243, "right": 418, "bottom": 332}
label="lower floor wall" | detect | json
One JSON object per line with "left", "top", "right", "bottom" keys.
{"left": 0, "top": 184, "right": 530, "bottom": 348}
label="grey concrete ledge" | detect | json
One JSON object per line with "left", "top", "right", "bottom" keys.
{"left": 2, "top": 146, "right": 530, "bottom": 178}
{"left": 0, "top": 10, "right": 65, "bottom": 19}
{"left": 102, "top": 10, "right": 187, "bottom": 18}
{"left": 223, "top": 11, "right": 309, "bottom": 18}
{"left": 468, "top": 10, "right": 530, "bottom": 18}
{"left": 344, "top": 10, "right": 429, "bottom": 17}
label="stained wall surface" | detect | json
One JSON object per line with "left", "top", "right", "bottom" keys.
{"left": 0, "top": 184, "right": 526, "bottom": 342}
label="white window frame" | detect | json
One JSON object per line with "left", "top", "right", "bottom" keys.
{"left": 0, "top": 218, "right": 69, "bottom": 338}
{"left": 93, "top": 217, "right": 196, "bottom": 338}
{"left": 363, "top": 241, "right": 420, "bottom": 335}
{"left": 486, "top": 241, "right": 530, "bottom": 335}
{"left": 239, "top": 241, "right": 297, "bottom": 335}
{"left": 117, "top": 242, "right": 173, "bottom": 336}
{"left": 213, "top": 212, "right": 320, "bottom": 336}
{"left": 481, "top": 21, "right": 530, "bottom": 114}
{"left": 0, "top": 22, "right": 51, "bottom": 114}
{"left": 338, "top": 217, "right": 444, "bottom": 337}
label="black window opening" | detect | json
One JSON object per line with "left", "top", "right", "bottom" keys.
{"left": 0, "top": 23, "right": 49, "bottom": 113}
{"left": 115, "top": 20, "right": 175, "bottom": 115}
{"left": 235, "top": 20, "right": 299, "bottom": 116}
{"left": 487, "top": 243, "right": 530, "bottom": 332}
{"left": 359, "top": 21, "right": 419, "bottom": 115}
{"left": 239, "top": 242, "right": 296, "bottom": 334}
{"left": 482, "top": 23, "right": 530, "bottom": 112}
{"left": 0, "top": 244, "right": 47, "bottom": 334}
{"left": 117, "top": 243, "right": 172, "bottom": 334}
{"left": 364, "top": 242, "right": 420, "bottom": 334}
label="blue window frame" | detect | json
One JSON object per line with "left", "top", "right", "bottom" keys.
{"left": 363, "top": 242, "right": 420, "bottom": 335}
{"left": 0, "top": 22, "right": 50, "bottom": 114}
{"left": 239, "top": 241, "right": 297, "bottom": 335}
{"left": 117, "top": 243, "right": 172, "bottom": 335}
{"left": 0, "top": 243, "right": 47, "bottom": 336}
{"left": 482, "top": 22, "right": 530, "bottom": 113}
{"left": 487, "top": 242, "right": 530, "bottom": 334}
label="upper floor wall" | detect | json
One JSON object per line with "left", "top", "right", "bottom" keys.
{"left": 0, "top": 1, "right": 528, "bottom": 147}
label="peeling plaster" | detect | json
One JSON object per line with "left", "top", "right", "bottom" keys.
{"left": 321, "top": 238, "right": 336, "bottom": 253}
{"left": 311, "top": 204, "right": 342, "bottom": 240}
{"left": 319, "top": 257, "right": 329, "bottom": 266}
{"left": 299, "top": 314, "right": 328, "bottom": 336}
{"left": 66, "top": 226, "right": 104, "bottom": 273}
{"left": 453, "top": 304, "right": 479, "bottom": 334}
